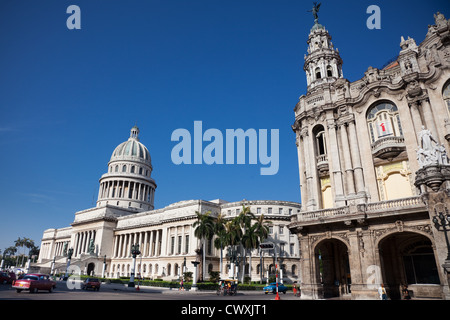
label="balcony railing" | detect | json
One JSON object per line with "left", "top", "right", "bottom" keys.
{"left": 291, "top": 196, "right": 425, "bottom": 224}
{"left": 371, "top": 135, "right": 406, "bottom": 159}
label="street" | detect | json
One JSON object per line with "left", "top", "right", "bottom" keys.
{"left": 0, "top": 280, "right": 298, "bottom": 301}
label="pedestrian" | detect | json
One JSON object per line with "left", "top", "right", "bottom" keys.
{"left": 180, "top": 277, "right": 184, "bottom": 291}
{"left": 402, "top": 285, "right": 411, "bottom": 300}
{"left": 378, "top": 283, "right": 388, "bottom": 300}
{"left": 293, "top": 282, "right": 297, "bottom": 296}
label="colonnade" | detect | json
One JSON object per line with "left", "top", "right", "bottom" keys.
{"left": 98, "top": 179, "right": 155, "bottom": 204}
{"left": 296, "top": 114, "right": 366, "bottom": 211}
{"left": 112, "top": 225, "right": 194, "bottom": 259}
{"left": 73, "top": 230, "right": 96, "bottom": 257}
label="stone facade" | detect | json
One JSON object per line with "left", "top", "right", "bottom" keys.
{"left": 289, "top": 12, "right": 450, "bottom": 299}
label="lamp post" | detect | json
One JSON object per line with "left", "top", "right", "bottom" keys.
{"left": 50, "top": 256, "right": 56, "bottom": 276}
{"left": 101, "top": 255, "right": 106, "bottom": 279}
{"left": 64, "top": 248, "right": 73, "bottom": 280}
{"left": 191, "top": 261, "right": 200, "bottom": 291}
{"left": 432, "top": 209, "right": 450, "bottom": 261}
{"left": 128, "top": 244, "right": 141, "bottom": 287}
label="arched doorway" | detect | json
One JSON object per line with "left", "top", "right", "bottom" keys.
{"left": 378, "top": 232, "right": 440, "bottom": 299}
{"left": 87, "top": 263, "right": 95, "bottom": 276}
{"left": 315, "top": 239, "right": 351, "bottom": 298}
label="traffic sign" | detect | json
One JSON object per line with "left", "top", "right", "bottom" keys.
{"left": 260, "top": 243, "right": 274, "bottom": 250}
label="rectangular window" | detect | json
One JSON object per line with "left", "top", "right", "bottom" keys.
{"left": 257, "top": 207, "right": 261, "bottom": 214}
{"left": 279, "top": 208, "right": 283, "bottom": 214}
{"left": 268, "top": 207, "right": 272, "bottom": 214}
{"left": 177, "top": 235, "right": 182, "bottom": 254}
{"left": 170, "top": 236, "right": 175, "bottom": 255}
{"left": 185, "top": 235, "right": 189, "bottom": 253}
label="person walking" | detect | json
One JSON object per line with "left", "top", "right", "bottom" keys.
{"left": 179, "top": 277, "right": 184, "bottom": 291}
{"left": 378, "top": 284, "right": 388, "bottom": 300}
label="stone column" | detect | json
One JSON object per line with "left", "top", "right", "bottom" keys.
{"left": 155, "top": 230, "right": 160, "bottom": 256}
{"left": 302, "top": 127, "right": 319, "bottom": 210}
{"left": 143, "top": 231, "right": 149, "bottom": 257}
{"left": 421, "top": 98, "right": 439, "bottom": 142}
{"left": 409, "top": 101, "right": 423, "bottom": 144}
{"left": 326, "top": 119, "right": 345, "bottom": 206}
{"left": 348, "top": 120, "right": 365, "bottom": 195}
{"left": 296, "top": 132, "right": 308, "bottom": 208}
{"left": 149, "top": 230, "right": 154, "bottom": 256}
{"left": 339, "top": 122, "right": 356, "bottom": 196}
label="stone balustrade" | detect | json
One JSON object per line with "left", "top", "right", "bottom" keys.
{"left": 290, "top": 196, "right": 425, "bottom": 225}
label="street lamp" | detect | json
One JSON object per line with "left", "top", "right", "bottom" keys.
{"left": 101, "top": 255, "right": 106, "bottom": 279}
{"left": 432, "top": 209, "right": 450, "bottom": 261}
{"left": 64, "top": 248, "right": 73, "bottom": 280}
{"left": 128, "top": 244, "right": 141, "bottom": 287}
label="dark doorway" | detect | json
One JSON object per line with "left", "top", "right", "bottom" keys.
{"left": 379, "top": 232, "right": 439, "bottom": 300}
{"left": 315, "top": 239, "right": 351, "bottom": 298}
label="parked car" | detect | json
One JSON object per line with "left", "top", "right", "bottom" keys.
{"left": 81, "top": 278, "right": 101, "bottom": 291}
{"left": 263, "top": 282, "right": 287, "bottom": 294}
{"left": 0, "top": 272, "right": 14, "bottom": 284}
{"left": 12, "top": 274, "right": 56, "bottom": 293}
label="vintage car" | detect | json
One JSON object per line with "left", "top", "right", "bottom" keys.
{"left": 81, "top": 278, "right": 101, "bottom": 291}
{"left": 263, "top": 282, "right": 287, "bottom": 294}
{"left": 12, "top": 273, "right": 56, "bottom": 293}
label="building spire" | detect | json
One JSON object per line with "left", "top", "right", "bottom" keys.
{"left": 303, "top": 3, "right": 344, "bottom": 90}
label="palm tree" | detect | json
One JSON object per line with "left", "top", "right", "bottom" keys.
{"left": 222, "top": 218, "right": 242, "bottom": 278}
{"left": 236, "top": 205, "right": 255, "bottom": 281}
{"left": 253, "top": 214, "right": 270, "bottom": 243}
{"left": 253, "top": 214, "right": 271, "bottom": 283}
{"left": 14, "top": 237, "right": 26, "bottom": 266}
{"left": 213, "top": 212, "right": 226, "bottom": 274}
{"left": 241, "top": 223, "right": 260, "bottom": 282}
{"left": 193, "top": 210, "right": 215, "bottom": 281}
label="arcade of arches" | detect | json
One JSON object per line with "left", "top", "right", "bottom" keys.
{"left": 296, "top": 228, "right": 445, "bottom": 300}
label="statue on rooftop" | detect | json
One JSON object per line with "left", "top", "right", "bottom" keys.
{"left": 308, "top": 2, "right": 321, "bottom": 22}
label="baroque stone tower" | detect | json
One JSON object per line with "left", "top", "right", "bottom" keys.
{"left": 290, "top": 7, "right": 450, "bottom": 300}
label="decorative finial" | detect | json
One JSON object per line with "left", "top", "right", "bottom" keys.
{"left": 130, "top": 125, "right": 140, "bottom": 141}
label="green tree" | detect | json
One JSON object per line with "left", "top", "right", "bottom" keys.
{"left": 213, "top": 212, "right": 227, "bottom": 274}
{"left": 193, "top": 210, "right": 215, "bottom": 281}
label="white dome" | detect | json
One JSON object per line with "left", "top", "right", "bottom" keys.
{"left": 110, "top": 126, "right": 151, "bottom": 166}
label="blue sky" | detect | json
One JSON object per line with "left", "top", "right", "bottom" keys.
{"left": 0, "top": 0, "right": 448, "bottom": 253}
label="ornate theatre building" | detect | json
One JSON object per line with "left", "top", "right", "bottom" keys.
{"left": 289, "top": 11, "right": 450, "bottom": 299}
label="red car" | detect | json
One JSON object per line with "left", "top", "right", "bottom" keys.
{"left": 81, "top": 278, "right": 101, "bottom": 291}
{"left": 12, "top": 273, "right": 56, "bottom": 293}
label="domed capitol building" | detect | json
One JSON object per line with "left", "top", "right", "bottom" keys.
{"left": 37, "top": 125, "right": 303, "bottom": 284}
{"left": 36, "top": 10, "right": 450, "bottom": 299}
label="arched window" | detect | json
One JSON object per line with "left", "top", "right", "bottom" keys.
{"left": 122, "top": 165, "right": 127, "bottom": 172}
{"left": 291, "top": 264, "right": 297, "bottom": 276}
{"left": 443, "top": 80, "right": 450, "bottom": 115}
{"left": 326, "top": 65, "right": 333, "bottom": 77}
{"left": 131, "top": 166, "right": 135, "bottom": 173}
{"left": 313, "top": 125, "right": 327, "bottom": 156}
{"left": 315, "top": 67, "right": 321, "bottom": 79}
{"left": 366, "top": 102, "right": 403, "bottom": 143}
